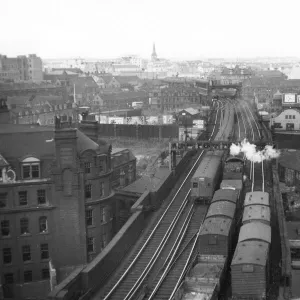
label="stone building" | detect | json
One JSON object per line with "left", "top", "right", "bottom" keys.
{"left": 0, "top": 99, "right": 115, "bottom": 299}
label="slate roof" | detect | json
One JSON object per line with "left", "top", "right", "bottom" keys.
{"left": 111, "top": 148, "right": 136, "bottom": 168}
{"left": 278, "top": 149, "right": 300, "bottom": 173}
{"left": 238, "top": 222, "right": 271, "bottom": 244}
{"left": 231, "top": 241, "right": 269, "bottom": 266}
{"left": 114, "top": 76, "right": 140, "bottom": 85}
{"left": 0, "top": 124, "right": 108, "bottom": 160}
{"left": 199, "top": 217, "right": 232, "bottom": 236}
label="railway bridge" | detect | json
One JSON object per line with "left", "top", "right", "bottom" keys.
{"left": 48, "top": 99, "right": 291, "bottom": 300}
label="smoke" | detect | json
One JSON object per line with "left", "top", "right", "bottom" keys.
{"left": 230, "top": 138, "right": 280, "bottom": 163}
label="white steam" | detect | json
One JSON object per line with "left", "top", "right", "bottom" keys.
{"left": 230, "top": 138, "right": 280, "bottom": 163}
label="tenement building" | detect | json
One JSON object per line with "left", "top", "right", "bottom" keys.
{"left": 0, "top": 99, "right": 115, "bottom": 299}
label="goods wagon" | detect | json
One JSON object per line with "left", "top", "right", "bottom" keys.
{"left": 205, "top": 201, "right": 236, "bottom": 220}
{"left": 231, "top": 240, "right": 270, "bottom": 300}
{"left": 191, "top": 150, "right": 224, "bottom": 204}
{"left": 198, "top": 217, "right": 234, "bottom": 256}
{"left": 211, "top": 189, "right": 240, "bottom": 205}
{"left": 242, "top": 205, "right": 271, "bottom": 226}
{"left": 238, "top": 222, "right": 271, "bottom": 244}
{"left": 244, "top": 191, "right": 270, "bottom": 207}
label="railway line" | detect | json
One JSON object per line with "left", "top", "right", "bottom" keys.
{"left": 92, "top": 101, "right": 225, "bottom": 300}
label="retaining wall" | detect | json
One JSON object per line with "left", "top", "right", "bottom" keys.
{"left": 47, "top": 149, "right": 197, "bottom": 300}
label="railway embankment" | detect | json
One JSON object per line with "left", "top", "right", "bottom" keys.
{"left": 48, "top": 148, "right": 198, "bottom": 300}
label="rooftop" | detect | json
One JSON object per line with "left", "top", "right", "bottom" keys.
{"left": 238, "top": 222, "right": 271, "bottom": 244}
{"left": 244, "top": 191, "right": 270, "bottom": 207}
{"left": 278, "top": 149, "right": 300, "bottom": 173}
{"left": 231, "top": 241, "right": 269, "bottom": 266}
{"left": 205, "top": 201, "right": 236, "bottom": 219}
{"left": 212, "top": 189, "right": 240, "bottom": 204}
{"left": 199, "top": 217, "right": 232, "bottom": 236}
{"left": 0, "top": 124, "right": 108, "bottom": 159}
{"left": 242, "top": 205, "right": 271, "bottom": 223}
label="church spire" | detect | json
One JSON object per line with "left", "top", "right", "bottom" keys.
{"left": 151, "top": 42, "right": 158, "bottom": 61}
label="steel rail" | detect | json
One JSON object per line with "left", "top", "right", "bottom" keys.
{"left": 123, "top": 191, "right": 191, "bottom": 300}
{"left": 102, "top": 101, "right": 222, "bottom": 300}
{"left": 143, "top": 204, "right": 195, "bottom": 300}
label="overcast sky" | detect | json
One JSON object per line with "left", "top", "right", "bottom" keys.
{"left": 1, "top": 0, "right": 299, "bottom": 60}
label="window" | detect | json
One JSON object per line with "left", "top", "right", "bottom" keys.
{"left": 37, "top": 189, "right": 46, "bottom": 205}
{"left": 285, "top": 115, "right": 288, "bottom": 119}
{"left": 19, "top": 191, "right": 28, "bottom": 206}
{"left": 4, "top": 273, "right": 14, "bottom": 284}
{"left": 85, "top": 184, "right": 92, "bottom": 199}
{"left": 22, "top": 245, "right": 31, "bottom": 261}
{"left": 86, "top": 209, "right": 93, "bottom": 226}
{"left": 20, "top": 218, "right": 29, "bottom": 234}
{"left": 293, "top": 115, "right": 296, "bottom": 119}
{"left": 101, "top": 231, "right": 108, "bottom": 249}
{"left": 242, "top": 265, "right": 254, "bottom": 272}
{"left": 101, "top": 206, "right": 111, "bottom": 223}
{"left": 100, "top": 182, "right": 104, "bottom": 197}
{"left": 84, "top": 162, "right": 91, "bottom": 174}
{"left": 87, "top": 237, "right": 95, "bottom": 253}
{"left": 0, "top": 193, "right": 8, "bottom": 208}
{"left": 40, "top": 243, "right": 49, "bottom": 260}
{"left": 22, "top": 157, "right": 40, "bottom": 179}
{"left": 39, "top": 216, "right": 48, "bottom": 233}
{"left": 3, "top": 248, "right": 12, "bottom": 264}
{"left": 99, "top": 163, "right": 104, "bottom": 173}
{"left": 208, "top": 235, "right": 217, "bottom": 245}
{"left": 193, "top": 182, "right": 198, "bottom": 188}
{"left": 24, "top": 270, "right": 32, "bottom": 282}
{"left": 42, "top": 268, "right": 50, "bottom": 279}
{"left": 1, "top": 220, "right": 10, "bottom": 236}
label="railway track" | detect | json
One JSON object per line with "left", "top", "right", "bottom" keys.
{"left": 92, "top": 104, "right": 224, "bottom": 300}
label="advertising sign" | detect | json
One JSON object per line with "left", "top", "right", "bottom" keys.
{"left": 145, "top": 116, "right": 159, "bottom": 125}
{"left": 284, "top": 93, "right": 296, "bottom": 103}
{"left": 108, "top": 117, "right": 124, "bottom": 124}
{"left": 126, "top": 116, "right": 145, "bottom": 125}
{"left": 163, "top": 115, "right": 174, "bottom": 124}
{"left": 193, "top": 119, "right": 204, "bottom": 129}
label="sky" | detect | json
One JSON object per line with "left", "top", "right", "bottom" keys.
{"left": 1, "top": 0, "right": 299, "bottom": 60}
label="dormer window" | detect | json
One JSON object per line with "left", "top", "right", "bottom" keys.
{"left": 22, "top": 157, "right": 40, "bottom": 179}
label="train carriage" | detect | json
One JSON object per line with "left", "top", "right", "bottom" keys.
{"left": 231, "top": 241, "right": 270, "bottom": 300}
{"left": 238, "top": 222, "right": 271, "bottom": 244}
{"left": 206, "top": 200, "right": 236, "bottom": 220}
{"left": 191, "top": 150, "right": 223, "bottom": 205}
{"left": 198, "top": 217, "right": 234, "bottom": 256}
{"left": 244, "top": 191, "right": 270, "bottom": 207}
{"left": 212, "top": 189, "right": 240, "bottom": 205}
{"left": 242, "top": 205, "right": 271, "bottom": 226}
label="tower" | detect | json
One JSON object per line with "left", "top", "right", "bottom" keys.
{"left": 151, "top": 43, "right": 158, "bottom": 61}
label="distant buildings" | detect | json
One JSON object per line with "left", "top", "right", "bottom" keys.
{"left": 220, "top": 65, "right": 253, "bottom": 84}
{"left": 0, "top": 54, "right": 43, "bottom": 82}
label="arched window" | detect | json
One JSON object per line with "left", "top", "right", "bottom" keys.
{"left": 63, "top": 169, "right": 72, "bottom": 196}
{"left": 20, "top": 218, "right": 29, "bottom": 235}
{"left": 22, "top": 157, "right": 40, "bottom": 179}
{"left": 39, "top": 216, "right": 48, "bottom": 233}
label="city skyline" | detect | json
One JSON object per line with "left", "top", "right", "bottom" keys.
{"left": 1, "top": 0, "right": 300, "bottom": 60}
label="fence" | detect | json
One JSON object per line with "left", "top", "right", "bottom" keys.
{"left": 98, "top": 123, "right": 179, "bottom": 140}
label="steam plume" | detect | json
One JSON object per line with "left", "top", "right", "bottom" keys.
{"left": 230, "top": 138, "right": 280, "bottom": 163}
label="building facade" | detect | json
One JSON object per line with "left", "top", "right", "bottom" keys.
{"left": 0, "top": 100, "right": 115, "bottom": 299}
{"left": 270, "top": 108, "right": 300, "bottom": 131}
{"left": 0, "top": 54, "right": 43, "bottom": 82}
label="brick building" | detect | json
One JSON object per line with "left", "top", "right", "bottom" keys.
{"left": 0, "top": 99, "right": 115, "bottom": 299}
{"left": 148, "top": 78, "right": 209, "bottom": 112}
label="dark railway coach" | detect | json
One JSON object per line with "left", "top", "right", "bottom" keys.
{"left": 191, "top": 150, "right": 223, "bottom": 205}
{"left": 231, "top": 240, "right": 270, "bottom": 300}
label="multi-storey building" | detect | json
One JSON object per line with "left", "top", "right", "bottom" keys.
{"left": 0, "top": 99, "right": 115, "bottom": 299}
{"left": 0, "top": 54, "right": 43, "bottom": 82}
{"left": 148, "top": 78, "right": 209, "bottom": 112}
{"left": 220, "top": 65, "right": 253, "bottom": 84}
{"left": 27, "top": 54, "right": 43, "bottom": 82}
